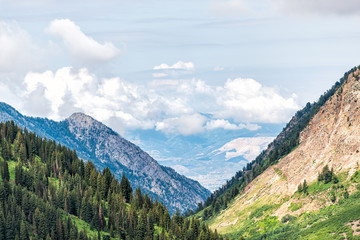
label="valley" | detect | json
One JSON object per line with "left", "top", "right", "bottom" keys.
{"left": 1, "top": 1, "right": 360, "bottom": 239}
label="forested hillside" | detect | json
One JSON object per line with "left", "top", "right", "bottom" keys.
{"left": 0, "top": 121, "right": 223, "bottom": 240}
{"left": 191, "top": 66, "right": 359, "bottom": 219}
{"left": 0, "top": 105, "right": 210, "bottom": 214}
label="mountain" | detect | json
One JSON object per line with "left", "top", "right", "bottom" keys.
{"left": 0, "top": 121, "right": 222, "bottom": 240}
{"left": 197, "top": 66, "right": 360, "bottom": 239}
{"left": 0, "top": 103, "right": 210, "bottom": 213}
{"left": 125, "top": 127, "right": 280, "bottom": 192}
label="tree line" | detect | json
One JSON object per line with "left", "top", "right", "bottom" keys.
{"left": 191, "top": 66, "right": 360, "bottom": 220}
{"left": 0, "top": 121, "right": 224, "bottom": 240}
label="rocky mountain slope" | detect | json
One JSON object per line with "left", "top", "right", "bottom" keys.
{"left": 208, "top": 67, "right": 360, "bottom": 238}
{"left": 0, "top": 103, "right": 210, "bottom": 213}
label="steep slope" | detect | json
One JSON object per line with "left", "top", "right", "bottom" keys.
{"left": 209, "top": 67, "right": 360, "bottom": 237}
{"left": 0, "top": 104, "right": 210, "bottom": 213}
{"left": 195, "top": 67, "right": 347, "bottom": 218}
{"left": 0, "top": 121, "right": 222, "bottom": 240}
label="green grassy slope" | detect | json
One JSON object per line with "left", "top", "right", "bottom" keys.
{"left": 221, "top": 170, "right": 360, "bottom": 240}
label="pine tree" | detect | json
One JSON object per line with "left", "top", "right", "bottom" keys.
{"left": 102, "top": 168, "right": 112, "bottom": 199}
{"left": 302, "top": 180, "right": 308, "bottom": 194}
{"left": 0, "top": 209, "right": 5, "bottom": 240}
{"left": 120, "top": 174, "right": 132, "bottom": 203}
{"left": 5, "top": 216, "right": 15, "bottom": 240}
{"left": 89, "top": 170, "right": 98, "bottom": 189}
{"left": 34, "top": 208, "right": 48, "bottom": 239}
{"left": 2, "top": 161, "right": 10, "bottom": 182}
{"left": 15, "top": 163, "right": 23, "bottom": 186}
{"left": 97, "top": 173, "right": 104, "bottom": 199}
{"left": 136, "top": 210, "right": 147, "bottom": 240}
{"left": 134, "top": 188, "right": 143, "bottom": 210}
{"left": 19, "top": 143, "right": 27, "bottom": 163}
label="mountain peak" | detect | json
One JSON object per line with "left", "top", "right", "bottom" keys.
{"left": 0, "top": 104, "right": 210, "bottom": 213}
{"left": 66, "top": 112, "right": 112, "bottom": 133}
{"left": 68, "top": 112, "right": 96, "bottom": 122}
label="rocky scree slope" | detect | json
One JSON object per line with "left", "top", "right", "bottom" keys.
{"left": 197, "top": 67, "right": 345, "bottom": 217}
{"left": 210, "top": 68, "right": 360, "bottom": 234}
{"left": 0, "top": 104, "right": 210, "bottom": 213}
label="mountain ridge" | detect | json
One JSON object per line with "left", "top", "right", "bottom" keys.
{"left": 0, "top": 102, "right": 210, "bottom": 213}
{"left": 207, "top": 66, "right": 360, "bottom": 238}
{"left": 195, "top": 67, "right": 353, "bottom": 218}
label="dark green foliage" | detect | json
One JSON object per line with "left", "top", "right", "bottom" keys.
{"left": 281, "top": 214, "right": 296, "bottom": 223}
{"left": 120, "top": 173, "right": 132, "bottom": 203}
{"left": 0, "top": 121, "right": 221, "bottom": 240}
{"left": 1, "top": 160, "right": 9, "bottom": 182}
{"left": 297, "top": 180, "right": 308, "bottom": 194}
{"left": 318, "top": 165, "right": 338, "bottom": 184}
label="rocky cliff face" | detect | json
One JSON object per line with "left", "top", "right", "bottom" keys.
{"left": 65, "top": 113, "right": 210, "bottom": 212}
{"left": 0, "top": 104, "right": 210, "bottom": 213}
{"left": 211, "top": 69, "right": 360, "bottom": 233}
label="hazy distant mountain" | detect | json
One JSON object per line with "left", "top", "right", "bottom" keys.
{"left": 126, "top": 126, "right": 281, "bottom": 191}
{"left": 0, "top": 102, "right": 210, "bottom": 213}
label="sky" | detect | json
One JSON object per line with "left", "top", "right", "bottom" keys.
{"left": 1, "top": 0, "right": 360, "bottom": 189}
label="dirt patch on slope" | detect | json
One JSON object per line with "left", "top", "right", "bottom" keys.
{"left": 211, "top": 70, "right": 360, "bottom": 234}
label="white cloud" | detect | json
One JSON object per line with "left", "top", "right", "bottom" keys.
{"left": 21, "top": 67, "right": 192, "bottom": 133}
{"left": 0, "top": 21, "right": 39, "bottom": 74}
{"left": 153, "top": 61, "right": 195, "bottom": 71}
{"left": 155, "top": 113, "right": 207, "bottom": 136}
{"left": 216, "top": 78, "right": 299, "bottom": 123}
{"left": 47, "top": 19, "right": 120, "bottom": 62}
{"left": 20, "top": 67, "right": 298, "bottom": 136}
{"left": 275, "top": 0, "right": 360, "bottom": 16}
{"left": 205, "top": 119, "right": 260, "bottom": 131}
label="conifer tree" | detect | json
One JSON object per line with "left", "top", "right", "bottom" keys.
{"left": 2, "top": 161, "right": 9, "bottom": 182}
{"left": 120, "top": 174, "right": 132, "bottom": 203}
{"left": 136, "top": 210, "right": 147, "bottom": 240}
{"left": 34, "top": 208, "right": 48, "bottom": 239}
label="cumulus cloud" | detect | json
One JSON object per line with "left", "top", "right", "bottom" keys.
{"left": 47, "top": 19, "right": 120, "bottom": 62}
{"left": 205, "top": 119, "right": 260, "bottom": 131}
{"left": 155, "top": 113, "right": 207, "bottom": 136}
{"left": 0, "top": 21, "right": 39, "bottom": 74}
{"left": 22, "top": 67, "right": 192, "bottom": 133}
{"left": 20, "top": 67, "right": 298, "bottom": 136}
{"left": 153, "top": 61, "right": 195, "bottom": 71}
{"left": 216, "top": 78, "right": 298, "bottom": 123}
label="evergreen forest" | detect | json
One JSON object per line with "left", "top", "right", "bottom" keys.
{"left": 0, "top": 121, "right": 223, "bottom": 240}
